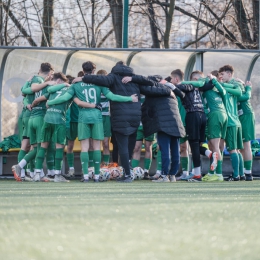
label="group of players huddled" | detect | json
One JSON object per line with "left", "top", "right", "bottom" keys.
{"left": 12, "top": 60, "right": 255, "bottom": 183}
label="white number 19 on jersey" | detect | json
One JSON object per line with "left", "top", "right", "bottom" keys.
{"left": 82, "top": 88, "right": 97, "bottom": 103}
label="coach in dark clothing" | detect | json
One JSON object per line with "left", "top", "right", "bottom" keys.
{"left": 80, "top": 63, "right": 175, "bottom": 182}
{"left": 122, "top": 75, "right": 186, "bottom": 182}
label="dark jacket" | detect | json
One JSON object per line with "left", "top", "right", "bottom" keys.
{"left": 82, "top": 64, "right": 172, "bottom": 135}
{"left": 177, "top": 81, "right": 214, "bottom": 113}
{"left": 131, "top": 75, "right": 186, "bottom": 138}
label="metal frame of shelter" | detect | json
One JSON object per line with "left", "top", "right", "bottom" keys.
{"left": 0, "top": 47, "right": 260, "bottom": 140}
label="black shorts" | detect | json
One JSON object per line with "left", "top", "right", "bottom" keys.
{"left": 185, "top": 112, "right": 206, "bottom": 142}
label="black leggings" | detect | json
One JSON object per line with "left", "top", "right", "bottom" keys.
{"left": 114, "top": 131, "right": 137, "bottom": 176}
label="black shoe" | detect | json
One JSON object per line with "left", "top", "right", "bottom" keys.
{"left": 143, "top": 171, "right": 150, "bottom": 180}
{"left": 240, "top": 175, "right": 246, "bottom": 181}
{"left": 226, "top": 175, "right": 240, "bottom": 181}
{"left": 117, "top": 175, "right": 133, "bottom": 183}
{"left": 245, "top": 174, "right": 253, "bottom": 181}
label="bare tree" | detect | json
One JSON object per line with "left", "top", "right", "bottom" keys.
{"left": 41, "top": 0, "right": 54, "bottom": 47}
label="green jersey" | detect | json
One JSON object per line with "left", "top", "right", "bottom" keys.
{"left": 44, "top": 86, "right": 71, "bottom": 125}
{"left": 67, "top": 82, "right": 111, "bottom": 124}
{"left": 101, "top": 93, "right": 110, "bottom": 116}
{"left": 237, "top": 85, "right": 253, "bottom": 116}
{"left": 177, "top": 96, "right": 186, "bottom": 126}
{"left": 23, "top": 76, "right": 45, "bottom": 118}
{"left": 30, "top": 86, "right": 49, "bottom": 118}
{"left": 202, "top": 89, "right": 226, "bottom": 114}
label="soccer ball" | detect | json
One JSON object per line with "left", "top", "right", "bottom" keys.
{"left": 130, "top": 169, "right": 135, "bottom": 181}
{"left": 133, "top": 167, "right": 144, "bottom": 180}
{"left": 88, "top": 167, "right": 94, "bottom": 179}
{"left": 99, "top": 168, "right": 110, "bottom": 182}
{"left": 109, "top": 167, "right": 121, "bottom": 180}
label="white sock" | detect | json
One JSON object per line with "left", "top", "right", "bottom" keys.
{"left": 35, "top": 169, "right": 41, "bottom": 174}
{"left": 30, "top": 172, "right": 35, "bottom": 178}
{"left": 40, "top": 169, "right": 45, "bottom": 178}
{"left": 156, "top": 170, "right": 161, "bottom": 175}
{"left": 205, "top": 150, "right": 212, "bottom": 158}
{"left": 18, "top": 159, "right": 27, "bottom": 169}
{"left": 47, "top": 169, "right": 55, "bottom": 176}
{"left": 94, "top": 174, "right": 99, "bottom": 180}
{"left": 193, "top": 167, "right": 201, "bottom": 176}
{"left": 21, "top": 169, "right": 25, "bottom": 178}
{"left": 54, "top": 170, "right": 61, "bottom": 175}
{"left": 182, "top": 171, "right": 189, "bottom": 177}
{"left": 69, "top": 167, "right": 74, "bottom": 170}
{"left": 84, "top": 174, "right": 89, "bottom": 180}
{"left": 244, "top": 169, "right": 251, "bottom": 174}
{"left": 144, "top": 169, "right": 149, "bottom": 173}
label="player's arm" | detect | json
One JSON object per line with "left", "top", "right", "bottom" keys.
{"left": 181, "top": 81, "right": 205, "bottom": 88}
{"left": 73, "top": 97, "right": 96, "bottom": 108}
{"left": 124, "top": 75, "right": 154, "bottom": 86}
{"left": 47, "top": 83, "right": 69, "bottom": 93}
{"left": 47, "top": 92, "right": 73, "bottom": 106}
{"left": 237, "top": 82, "right": 252, "bottom": 102}
{"left": 75, "top": 74, "right": 115, "bottom": 88}
{"left": 224, "top": 86, "right": 242, "bottom": 96}
{"left": 104, "top": 90, "right": 137, "bottom": 102}
{"left": 211, "top": 77, "right": 226, "bottom": 97}
{"left": 31, "top": 95, "right": 47, "bottom": 108}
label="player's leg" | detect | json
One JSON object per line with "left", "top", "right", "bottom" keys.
{"left": 225, "top": 127, "right": 240, "bottom": 181}
{"left": 153, "top": 131, "right": 170, "bottom": 182}
{"left": 131, "top": 140, "right": 142, "bottom": 168}
{"left": 143, "top": 134, "right": 155, "bottom": 179}
{"left": 168, "top": 136, "right": 180, "bottom": 182}
{"left": 239, "top": 113, "right": 255, "bottom": 181}
{"left": 177, "top": 139, "right": 189, "bottom": 180}
{"left": 46, "top": 142, "right": 55, "bottom": 178}
{"left": 102, "top": 116, "right": 111, "bottom": 164}
{"left": 236, "top": 127, "right": 244, "bottom": 179}
{"left": 91, "top": 122, "right": 104, "bottom": 182}
{"left": 53, "top": 124, "right": 68, "bottom": 182}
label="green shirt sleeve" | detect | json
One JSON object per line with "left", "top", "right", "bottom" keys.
{"left": 22, "top": 87, "right": 34, "bottom": 95}
{"left": 104, "top": 91, "right": 132, "bottom": 102}
{"left": 181, "top": 81, "right": 204, "bottom": 87}
{"left": 47, "top": 92, "right": 73, "bottom": 106}
{"left": 225, "top": 86, "right": 242, "bottom": 96}
{"left": 221, "top": 83, "right": 235, "bottom": 89}
{"left": 212, "top": 78, "right": 226, "bottom": 97}
{"left": 237, "top": 85, "right": 251, "bottom": 102}
{"left": 48, "top": 84, "right": 67, "bottom": 93}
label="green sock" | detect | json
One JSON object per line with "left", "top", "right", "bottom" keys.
{"left": 244, "top": 160, "right": 252, "bottom": 174}
{"left": 216, "top": 161, "right": 223, "bottom": 175}
{"left": 46, "top": 142, "right": 55, "bottom": 170}
{"left": 144, "top": 158, "right": 152, "bottom": 171}
{"left": 89, "top": 151, "right": 94, "bottom": 167}
{"left": 35, "top": 147, "right": 47, "bottom": 170}
{"left": 180, "top": 157, "right": 189, "bottom": 172}
{"left": 67, "top": 153, "right": 74, "bottom": 168}
{"left": 80, "top": 152, "right": 89, "bottom": 175}
{"left": 18, "top": 149, "right": 27, "bottom": 163}
{"left": 238, "top": 153, "right": 244, "bottom": 177}
{"left": 230, "top": 153, "right": 239, "bottom": 178}
{"left": 156, "top": 150, "right": 162, "bottom": 171}
{"left": 103, "top": 154, "right": 110, "bottom": 164}
{"left": 24, "top": 147, "right": 37, "bottom": 163}
{"left": 93, "top": 150, "right": 101, "bottom": 175}
{"left": 30, "top": 159, "right": 35, "bottom": 173}
{"left": 55, "top": 148, "right": 64, "bottom": 171}
{"left": 131, "top": 159, "right": 139, "bottom": 168}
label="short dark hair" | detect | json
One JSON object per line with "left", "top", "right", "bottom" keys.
{"left": 40, "top": 62, "right": 54, "bottom": 73}
{"left": 116, "top": 61, "right": 126, "bottom": 66}
{"left": 66, "top": 75, "right": 75, "bottom": 84}
{"left": 211, "top": 70, "right": 219, "bottom": 77}
{"left": 165, "top": 76, "right": 171, "bottom": 83}
{"left": 190, "top": 70, "right": 204, "bottom": 80}
{"left": 171, "top": 69, "right": 184, "bottom": 81}
{"left": 52, "top": 72, "right": 68, "bottom": 83}
{"left": 82, "top": 61, "right": 96, "bottom": 74}
{"left": 219, "top": 64, "right": 234, "bottom": 75}
{"left": 77, "top": 71, "right": 84, "bottom": 77}
{"left": 97, "top": 69, "right": 108, "bottom": 76}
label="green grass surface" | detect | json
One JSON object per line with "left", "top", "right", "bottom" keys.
{"left": 0, "top": 180, "right": 260, "bottom": 260}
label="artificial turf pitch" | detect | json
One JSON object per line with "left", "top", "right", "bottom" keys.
{"left": 0, "top": 180, "right": 260, "bottom": 260}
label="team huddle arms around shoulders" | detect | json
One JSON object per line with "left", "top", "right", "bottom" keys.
{"left": 12, "top": 61, "right": 255, "bottom": 183}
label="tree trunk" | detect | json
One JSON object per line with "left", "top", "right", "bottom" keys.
{"left": 252, "top": 0, "right": 259, "bottom": 47}
{"left": 41, "top": 0, "right": 54, "bottom": 47}
{"left": 106, "top": 0, "right": 123, "bottom": 48}
{"left": 0, "top": 0, "right": 3, "bottom": 45}
{"left": 146, "top": 0, "right": 161, "bottom": 48}
{"left": 232, "top": 0, "right": 253, "bottom": 46}
{"left": 164, "top": 0, "right": 175, "bottom": 48}
{"left": 91, "top": 0, "right": 96, "bottom": 47}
